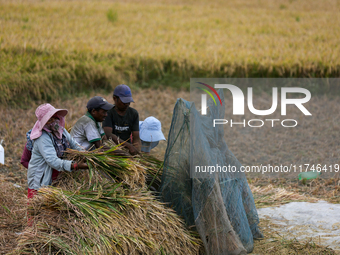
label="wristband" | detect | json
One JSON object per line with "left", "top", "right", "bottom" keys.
{"left": 73, "top": 163, "right": 78, "bottom": 170}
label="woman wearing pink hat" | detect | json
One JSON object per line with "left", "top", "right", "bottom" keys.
{"left": 27, "top": 103, "right": 87, "bottom": 199}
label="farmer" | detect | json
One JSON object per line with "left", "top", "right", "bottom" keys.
{"left": 139, "top": 117, "right": 166, "bottom": 153}
{"left": 27, "top": 103, "right": 88, "bottom": 198}
{"left": 71, "top": 96, "right": 113, "bottom": 150}
{"left": 103, "top": 84, "right": 141, "bottom": 155}
{"left": 21, "top": 130, "right": 67, "bottom": 181}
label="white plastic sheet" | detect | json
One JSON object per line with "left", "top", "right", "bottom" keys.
{"left": 0, "top": 140, "right": 4, "bottom": 165}
{"left": 257, "top": 201, "right": 340, "bottom": 250}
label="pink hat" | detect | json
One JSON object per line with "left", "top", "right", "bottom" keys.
{"left": 30, "top": 103, "right": 68, "bottom": 140}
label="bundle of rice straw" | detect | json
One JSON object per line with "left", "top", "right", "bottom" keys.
{"left": 66, "top": 145, "right": 146, "bottom": 189}
{"left": 14, "top": 146, "right": 201, "bottom": 254}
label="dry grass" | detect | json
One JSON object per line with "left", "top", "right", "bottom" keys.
{"left": 250, "top": 183, "right": 318, "bottom": 208}
{"left": 1, "top": 0, "right": 340, "bottom": 104}
{"left": 250, "top": 177, "right": 340, "bottom": 206}
{"left": 0, "top": 174, "right": 26, "bottom": 254}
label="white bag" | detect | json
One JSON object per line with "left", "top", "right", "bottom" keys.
{"left": 0, "top": 140, "right": 4, "bottom": 165}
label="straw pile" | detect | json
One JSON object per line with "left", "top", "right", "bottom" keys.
{"left": 250, "top": 184, "right": 318, "bottom": 207}
{"left": 14, "top": 146, "right": 201, "bottom": 254}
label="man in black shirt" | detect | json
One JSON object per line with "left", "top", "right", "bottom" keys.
{"left": 103, "top": 84, "right": 141, "bottom": 155}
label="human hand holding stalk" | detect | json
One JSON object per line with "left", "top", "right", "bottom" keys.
{"left": 72, "top": 161, "right": 88, "bottom": 171}
{"left": 106, "top": 133, "right": 140, "bottom": 156}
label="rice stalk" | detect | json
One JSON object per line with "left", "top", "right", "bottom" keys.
{"left": 15, "top": 179, "right": 201, "bottom": 254}
{"left": 66, "top": 145, "right": 145, "bottom": 189}
{"left": 250, "top": 184, "right": 318, "bottom": 207}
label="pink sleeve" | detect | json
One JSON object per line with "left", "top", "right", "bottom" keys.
{"left": 20, "top": 143, "right": 32, "bottom": 169}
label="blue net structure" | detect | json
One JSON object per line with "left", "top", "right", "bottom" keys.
{"left": 160, "top": 92, "right": 262, "bottom": 254}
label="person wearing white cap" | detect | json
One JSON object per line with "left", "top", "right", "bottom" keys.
{"left": 139, "top": 117, "right": 166, "bottom": 153}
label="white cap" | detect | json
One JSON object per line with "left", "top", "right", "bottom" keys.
{"left": 140, "top": 117, "right": 166, "bottom": 142}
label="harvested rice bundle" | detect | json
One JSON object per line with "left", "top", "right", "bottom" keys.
{"left": 66, "top": 145, "right": 145, "bottom": 189}
{"left": 103, "top": 139, "right": 164, "bottom": 189}
{"left": 134, "top": 154, "right": 163, "bottom": 191}
{"left": 66, "top": 143, "right": 164, "bottom": 191}
{"left": 16, "top": 181, "right": 201, "bottom": 255}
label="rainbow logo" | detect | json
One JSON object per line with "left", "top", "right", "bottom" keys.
{"left": 196, "top": 82, "right": 223, "bottom": 106}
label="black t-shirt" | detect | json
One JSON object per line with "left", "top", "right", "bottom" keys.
{"left": 102, "top": 106, "right": 139, "bottom": 143}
